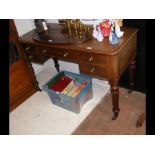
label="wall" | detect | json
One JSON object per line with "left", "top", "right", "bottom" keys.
{"left": 14, "top": 19, "right": 79, "bottom": 75}
{"left": 120, "top": 19, "right": 146, "bottom": 93}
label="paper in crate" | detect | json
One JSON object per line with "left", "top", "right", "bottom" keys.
{"left": 42, "top": 71, "right": 93, "bottom": 113}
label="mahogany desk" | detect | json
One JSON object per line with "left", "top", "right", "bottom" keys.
{"left": 18, "top": 23, "right": 138, "bottom": 120}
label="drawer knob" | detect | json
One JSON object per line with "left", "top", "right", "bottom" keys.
{"left": 90, "top": 67, "right": 95, "bottom": 72}
{"left": 89, "top": 57, "right": 94, "bottom": 62}
{"left": 63, "top": 52, "right": 68, "bottom": 57}
{"left": 25, "top": 46, "right": 31, "bottom": 51}
{"left": 42, "top": 49, "right": 47, "bottom": 53}
{"left": 29, "top": 55, "right": 33, "bottom": 59}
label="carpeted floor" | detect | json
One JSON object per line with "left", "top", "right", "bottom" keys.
{"left": 73, "top": 87, "right": 145, "bottom": 135}
{"left": 9, "top": 68, "right": 110, "bottom": 135}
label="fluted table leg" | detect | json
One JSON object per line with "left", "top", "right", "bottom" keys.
{"left": 109, "top": 79, "right": 120, "bottom": 120}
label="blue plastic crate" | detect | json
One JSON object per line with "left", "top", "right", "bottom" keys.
{"left": 42, "top": 71, "right": 93, "bottom": 113}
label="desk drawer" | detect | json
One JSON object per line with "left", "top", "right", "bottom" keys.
{"left": 79, "top": 52, "right": 107, "bottom": 66}
{"left": 79, "top": 64, "right": 107, "bottom": 78}
{"left": 45, "top": 48, "right": 78, "bottom": 61}
{"left": 21, "top": 44, "right": 48, "bottom": 64}
{"left": 22, "top": 44, "right": 37, "bottom": 61}
{"left": 22, "top": 44, "right": 36, "bottom": 56}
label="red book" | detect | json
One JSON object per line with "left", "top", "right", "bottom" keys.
{"left": 50, "top": 76, "right": 73, "bottom": 92}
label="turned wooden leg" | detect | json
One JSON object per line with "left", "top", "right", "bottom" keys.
{"left": 128, "top": 57, "right": 136, "bottom": 93}
{"left": 136, "top": 112, "right": 146, "bottom": 127}
{"left": 109, "top": 79, "right": 120, "bottom": 120}
{"left": 53, "top": 58, "right": 60, "bottom": 72}
{"left": 26, "top": 61, "right": 41, "bottom": 91}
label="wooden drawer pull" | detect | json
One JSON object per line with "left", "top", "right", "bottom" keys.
{"left": 89, "top": 57, "right": 94, "bottom": 62}
{"left": 63, "top": 52, "right": 68, "bottom": 57}
{"left": 90, "top": 67, "right": 95, "bottom": 72}
{"left": 42, "top": 49, "right": 47, "bottom": 53}
{"left": 25, "top": 46, "right": 31, "bottom": 51}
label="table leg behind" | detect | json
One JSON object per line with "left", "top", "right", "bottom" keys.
{"left": 53, "top": 58, "right": 60, "bottom": 72}
{"left": 128, "top": 57, "right": 136, "bottom": 93}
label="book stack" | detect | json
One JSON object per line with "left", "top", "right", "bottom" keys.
{"left": 50, "top": 76, "right": 89, "bottom": 97}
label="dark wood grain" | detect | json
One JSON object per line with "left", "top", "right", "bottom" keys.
{"left": 9, "top": 60, "right": 37, "bottom": 111}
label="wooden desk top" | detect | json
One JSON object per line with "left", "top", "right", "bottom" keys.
{"left": 19, "top": 23, "right": 138, "bottom": 55}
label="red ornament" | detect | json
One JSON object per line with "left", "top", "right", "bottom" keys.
{"left": 99, "top": 20, "right": 111, "bottom": 37}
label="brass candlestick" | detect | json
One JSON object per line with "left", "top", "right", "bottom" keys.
{"left": 64, "top": 19, "right": 91, "bottom": 39}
